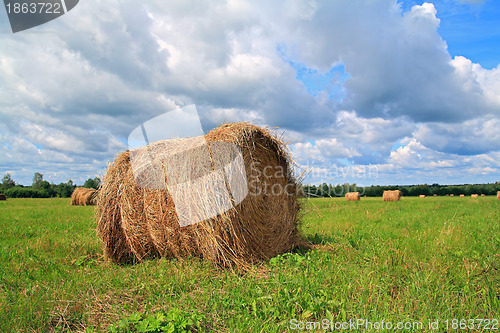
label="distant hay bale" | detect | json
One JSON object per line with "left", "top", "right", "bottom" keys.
{"left": 383, "top": 190, "right": 401, "bottom": 201}
{"left": 433, "top": 194, "right": 438, "bottom": 197}
{"left": 0, "top": 194, "right": 6, "bottom": 201}
{"left": 70, "top": 190, "right": 78, "bottom": 205}
{"left": 71, "top": 188, "right": 98, "bottom": 206}
{"left": 498, "top": 191, "right": 500, "bottom": 199}
{"left": 471, "top": 194, "right": 479, "bottom": 198}
{"left": 96, "top": 122, "right": 301, "bottom": 270}
{"left": 419, "top": 195, "right": 426, "bottom": 198}
{"left": 345, "top": 192, "right": 360, "bottom": 201}
{"left": 445, "top": 194, "right": 449, "bottom": 196}
{"left": 481, "top": 194, "right": 486, "bottom": 197}
{"left": 460, "top": 194, "right": 465, "bottom": 197}
{"left": 450, "top": 194, "right": 454, "bottom": 197}
{"left": 84, "top": 189, "right": 98, "bottom": 205}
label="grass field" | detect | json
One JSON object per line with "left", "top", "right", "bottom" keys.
{"left": 0, "top": 197, "right": 499, "bottom": 332}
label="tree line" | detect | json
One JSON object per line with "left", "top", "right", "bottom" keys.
{"left": 0, "top": 173, "right": 101, "bottom": 198}
{"left": 302, "top": 182, "right": 500, "bottom": 198}
{"left": 2, "top": 172, "right": 499, "bottom": 199}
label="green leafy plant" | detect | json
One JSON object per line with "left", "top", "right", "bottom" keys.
{"left": 108, "top": 308, "right": 202, "bottom": 333}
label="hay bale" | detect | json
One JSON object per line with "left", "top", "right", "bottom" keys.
{"left": 450, "top": 194, "right": 454, "bottom": 197}
{"left": 481, "top": 194, "right": 486, "bottom": 197}
{"left": 96, "top": 123, "right": 301, "bottom": 269}
{"left": 345, "top": 192, "right": 360, "bottom": 201}
{"left": 419, "top": 195, "right": 426, "bottom": 198}
{"left": 433, "top": 194, "right": 438, "bottom": 197}
{"left": 70, "top": 188, "right": 83, "bottom": 205}
{"left": 471, "top": 194, "right": 479, "bottom": 198}
{"left": 498, "top": 191, "right": 500, "bottom": 199}
{"left": 383, "top": 190, "right": 401, "bottom": 201}
{"left": 71, "top": 187, "right": 98, "bottom": 206}
{"left": 460, "top": 194, "right": 465, "bottom": 197}
{"left": 83, "top": 189, "right": 98, "bottom": 205}
{"left": 0, "top": 194, "right": 6, "bottom": 201}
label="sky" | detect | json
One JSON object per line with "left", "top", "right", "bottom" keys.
{"left": 0, "top": 0, "right": 499, "bottom": 187}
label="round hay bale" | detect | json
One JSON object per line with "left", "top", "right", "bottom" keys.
{"left": 471, "top": 194, "right": 479, "bottom": 198}
{"left": 0, "top": 194, "right": 7, "bottom": 201}
{"left": 481, "top": 194, "right": 486, "bottom": 197}
{"left": 71, "top": 188, "right": 98, "bottom": 206}
{"left": 383, "top": 190, "right": 401, "bottom": 201}
{"left": 70, "top": 188, "right": 82, "bottom": 205}
{"left": 345, "top": 192, "right": 360, "bottom": 201}
{"left": 96, "top": 123, "right": 301, "bottom": 269}
{"left": 419, "top": 195, "right": 426, "bottom": 198}
{"left": 460, "top": 194, "right": 465, "bottom": 197}
{"left": 450, "top": 194, "right": 454, "bottom": 197}
{"left": 497, "top": 191, "right": 500, "bottom": 199}
{"left": 82, "top": 189, "right": 98, "bottom": 205}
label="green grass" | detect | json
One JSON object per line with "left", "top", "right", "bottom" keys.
{"left": 0, "top": 197, "right": 499, "bottom": 332}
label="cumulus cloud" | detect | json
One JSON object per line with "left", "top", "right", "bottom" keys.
{"left": 280, "top": 2, "right": 498, "bottom": 123}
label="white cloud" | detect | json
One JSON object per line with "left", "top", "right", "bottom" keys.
{"left": 389, "top": 140, "right": 426, "bottom": 168}
{"left": 294, "top": 137, "right": 359, "bottom": 162}
{"left": 451, "top": 56, "right": 500, "bottom": 107}
{"left": 467, "top": 166, "right": 497, "bottom": 175}
{"left": 22, "top": 122, "right": 85, "bottom": 152}
{"left": 336, "top": 111, "right": 414, "bottom": 144}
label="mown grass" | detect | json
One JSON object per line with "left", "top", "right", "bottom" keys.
{"left": 0, "top": 197, "right": 499, "bottom": 332}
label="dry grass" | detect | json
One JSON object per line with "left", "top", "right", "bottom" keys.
{"left": 97, "top": 122, "right": 302, "bottom": 270}
{"left": 71, "top": 188, "right": 98, "bottom": 206}
{"left": 383, "top": 190, "right": 401, "bottom": 201}
{"left": 345, "top": 192, "right": 360, "bottom": 201}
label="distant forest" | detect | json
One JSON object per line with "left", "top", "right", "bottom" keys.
{"left": 0, "top": 173, "right": 100, "bottom": 198}
{"left": 1, "top": 172, "right": 499, "bottom": 199}
{"left": 303, "top": 182, "right": 500, "bottom": 198}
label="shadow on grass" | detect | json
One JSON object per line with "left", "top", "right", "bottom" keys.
{"left": 288, "top": 232, "right": 338, "bottom": 255}
{"left": 305, "top": 232, "right": 337, "bottom": 245}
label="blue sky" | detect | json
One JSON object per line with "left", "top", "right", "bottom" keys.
{"left": 0, "top": 0, "right": 499, "bottom": 186}
{"left": 405, "top": 0, "right": 500, "bottom": 69}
